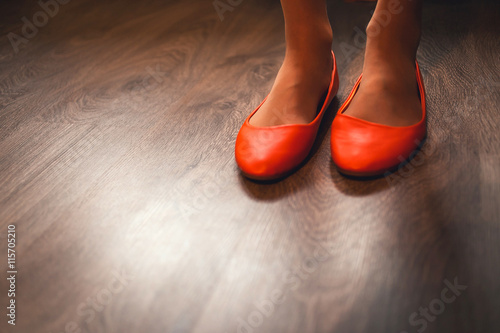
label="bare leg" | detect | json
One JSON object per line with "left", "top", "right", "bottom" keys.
{"left": 249, "top": 0, "right": 333, "bottom": 127}
{"left": 344, "top": 0, "right": 423, "bottom": 126}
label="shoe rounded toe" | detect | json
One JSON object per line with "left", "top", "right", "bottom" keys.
{"left": 235, "top": 124, "right": 315, "bottom": 180}
{"left": 330, "top": 114, "right": 426, "bottom": 176}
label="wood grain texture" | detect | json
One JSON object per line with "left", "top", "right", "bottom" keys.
{"left": 0, "top": 0, "right": 499, "bottom": 332}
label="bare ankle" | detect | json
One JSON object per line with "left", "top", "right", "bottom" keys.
{"left": 365, "top": 5, "right": 421, "bottom": 57}
{"left": 285, "top": 22, "right": 333, "bottom": 53}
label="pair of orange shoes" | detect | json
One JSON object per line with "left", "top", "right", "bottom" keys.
{"left": 235, "top": 51, "right": 426, "bottom": 180}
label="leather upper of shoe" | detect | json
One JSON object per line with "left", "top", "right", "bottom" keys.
{"left": 235, "top": 51, "right": 339, "bottom": 180}
{"left": 236, "top": 120, "right": 321, "bottom": 179}
{"left": 330, "top": 62, "right": 426, "bottom": 175}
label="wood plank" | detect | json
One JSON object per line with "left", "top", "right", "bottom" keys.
{"left": 0, "top": 0, "right": 499, "bottom": 332}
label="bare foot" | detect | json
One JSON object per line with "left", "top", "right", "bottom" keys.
{"left": 249, "top": 35, "right": 333, "bottom": 127}
{"left": 344, "top": 4, "right": 423, "bottom": 127}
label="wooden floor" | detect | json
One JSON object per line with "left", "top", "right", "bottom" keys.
{"left": 0, "top": 0, "right": 499, "bottom": 332}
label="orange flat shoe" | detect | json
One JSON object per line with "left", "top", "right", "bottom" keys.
{"left": 330, "top": 61, "right": 426, "bottom": 177}
{"left": 235, "top": 51, "right": 339, "bottom": 181}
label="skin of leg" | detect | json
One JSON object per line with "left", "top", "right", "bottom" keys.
{"left": 249, "top": 0, "right": 333, "bottom": 127}
{"left": 344, "top": 0, "right": 424, "bottom": 126}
